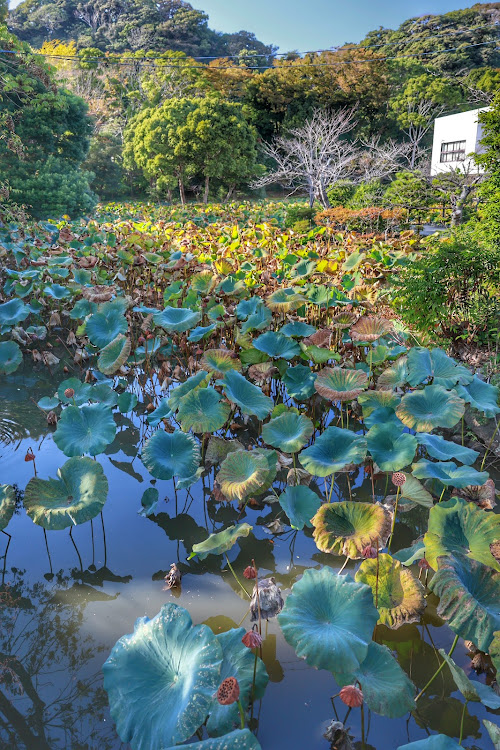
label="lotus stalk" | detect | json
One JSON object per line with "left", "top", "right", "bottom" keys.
{"left": 415, "top": 633, "right": 459, "bottom": 701}
{"left": 224, "top": 553, "right": 251, "bottom": 599}
{"left": 480, "top": 417, "right": 500, "bottom": 471}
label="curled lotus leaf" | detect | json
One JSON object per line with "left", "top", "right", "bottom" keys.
{"left": 153, "top": 306, "right": 201, "bottom": 333}
{"left": 358, "top": 389, "right": 401, "bottom": 417}
{"left": 177, "top": 387, "right": 231, "bottom": 433}
{"left": 241, "top": 305, "right": 272, "bottom": 334}
{"left": 168, "top": 371, "right": 210, "bottom": 412}
{"left": 0, "top": 298, "right": 29, "bottom": 326}
{"left": 312, "top": 501, "right": 392, "bottom": 559}
{"left": 216, "top": 450, "right": 271, "bottom": 501}
{"left": 299, "top": 426, "right": 367, "bottom": 477}
{"left": 278, "top": 485, "right": 322, "bottom": 530}
{"left": 334, "top": 641, "right": 416, "bottom": 718}
{"left": 221, "top": 371, "right": 273, "bottom": 420}
{"left": 86, "top": 298, "right": 128, "bottom": 348}
{"left": 423, "top": 496, "right": 500, "bottom": 571}
{"left": 188, "top": 324, "right": 217, "bottom": 342}
{"left": 415, "top": 433, "right": 478, "bottom": 465}
{"left": 331, "top": 311, "right": 357, "bottom": 329}
{"left": 23, "top": 457, "right": 108, "bottom": 530}
{"left": 278, "top": 567, "right": 378, "bottom": 674}
{"left": 397, "top": 737, "right": 462, "bottom": 750}
{"left": 355, "top": 553, "right": 425, "bottom": 629}
{"left": 438, "top": 650, "right": 500, "bottom": 709}
{"left": 142, "top": 429, "right": 200, "bottom": 481}
{"left": 407, "top": 347, "right": 473, "bottom": 389}
{"left": 377, "top": 356, "right": 408, "bottom": 390}
{"left": 366, "top": 423, "right": 417, "bottom": 472}
{"left": 314, "top": 367, "right": 368, "bottom": 402}
{"left": 483, "top": 721, "right": 500, "bottom": 750}
{"left": 205, "top": 437, "right": 244, "bottom": 466}
{"left": 452, "top": 479, "right": 496, "bottom": 510}
{"left": 189, "top": 524, "right": 252, "bottom": 560}
{"left": 456, "top": 374, "right": 500, "bottom": 417}
{"left": 201, "top": 349, "right": 242, "bottom": 377}
{"left": 0, "top": 340, "right": 22, "bottom": 374}
{"left": 390, "top": 473, "right": 433, "bottom": 509}
{"left": 147, "top": 399, "right": 172, "bottom": 427}
{"left": 350, "top": 316, "right": 394, "bottom": 342}
{"left": 0, "top": 485, "right": 16, "bottom": 531}
{"left": 282, "top": 364, "right": 317, "bottom": 401}
{"left": 138, "top": 487, "right": 159, "bottom": 518}
{"left": 266, "top": 288, "right": 306, "bottom": 312}
{"left": 396, "top": 385, "right": 465, "bottom": 432}
{"left": 102, "top": 603, "right": 222, "bottom": 750}
{"left": 253, "top": 331, "right": 301, "bottom": 360}
{"left": 169, "top": 729, "right": 262, "bottom": 750}
{"left": 53, "top": 404, "right": 116, "bottom": 457}
{"left": 428, "top": 556, "right": 500, "bottom": 652}
{"left": 279, "top": 321, "right": 316, "bottom": 337}
{"left": 97, "top": 334, "right": 131, "bottom": 375}
{"left": 262, "top": 412, "right": 314, "bottom": 454}
{"left": 412, "top": 460, "right": 489, "bottom": 489}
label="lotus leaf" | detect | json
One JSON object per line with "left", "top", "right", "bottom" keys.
{"left": 236, "top": 297, "right": 261, "bottom": 320}
{"left": 189, "top": 524, "right": 252, "bottom": 560}
{"left": 415, "top": 433, "right": 478, "bottom": 465}
{"left": 350, "top": 316, "right": 394, "bottom": 342}
{"left": 37, "top": 396, "right": 60, "bottom": 410}
{"left": 302, "top": 344, "right": 341, "bottom": 364}
{"left": 366, "top": 424, "right": 417, "bottom": 472}
{"left": 54, "top": 404, "right": 116, "bottom": 456}
{"left": 365, "top": 407, "right": 404, "bottom": 430}
{"left": 205, "top": 437, "right": 244, "bottom": 466}
{"left": 312, "top": 501, "right": 392, "bottom": 558}
{"left": 118, "top": 392, "right": 138, "bottom": 413}
{"left": 206, "top": 628, "right": 268, "bottom": 737}
{"left": 188, "top": 324, "right": 217, "bottom": 342}
{"left": 0, "top": 341, "right": 22, "bottom": 374}
{"left": 456, "top": 374, "right": 500, "bottom": 417}
{"left": 314, "top": 367, "right": 368, "bottom": 401}
{"left": 299, "top": 426, "right": 367, "bottom": 477}
{"left": 428, "top": 556, "right": 500, "bottom": 652}
{"left": 201, "top": 349, "right": 242, "bottom": 376}
{"left": 490, "top": 631, "right": 500, "bottom": 673}
{"left": 98, "top": 334, "right": 131, "bottom": 375}
{"left": 86, "top": 298, "right": 128, "bottom": 348}
{"left": 397, "top": 737, "right": 462, "bottom": 750}
{"left": 176, "top": 467, "right": 204, "bottom": 490}
{"left": 407, "top": 347, "right": 473, "bottom": 389}
{"left": 278, "top": 485, "right": 322, "bottom": 530}
{"left": 282, "top": 364, "right": 317, "bottom": 400}
{"left": 262, "top": 412, "right": 314, "bottom": 454}
{"left": 146, "top": 399, "right": 172, "bottom": 427}
{"left": 249, "top": 447, "right": 278, "bottom": 496}
{"left": 266, "top": 288, "right": 306, "bottom": 312}
{"left": 396, "top": 386, "right": 465, "bottom": 432}
{"left": 102, "top": 603, "right": 222, "bottom": 750}
{"left": 483, "top": 721, "right": 500, "bottom": 749}
{"left": 334, "top": 641, "right": 416, "bottom": 718}
{"left": 0, "top": 485, "right": 15, "bottom": 531}
{"left": 423, "top": 496, "right": 500, "bottom": 571}
{"left": 358, "top": 390, "right": 401, "bottom": 417}
{"left": 216, "top": 450, "right": 272, "bottom": 501}
{"left": 177, "top": 387, "right": 231, "bottom": 433}
{"left": 153, "top": 306, "right": 201, "bottom": 333}
{"left": 142, "top": 430, "right": 200, "bottom": 481}
{"left": 280, "top": 321, "right": 316, "bottom": 337}
{"left": 241, "top": 305, "right": 272, "bottom": 334}
{"left": 377, "top": 357, "right": 409, "bottom": 390}
{"left": 278, "top": 567, "right": 378, "bottom": 674}
{"left": 438, "top": 650, "right": 500, "bottom": 709}
{"left": 168, "top": 371, "right": 210, "bottom": 412}
{"left": 23, "top": 457, "right": 108, "bottom": 529}
{"left": 412, "top": 460, "right": 489, "bottom": 489}
{"left": 253, "top": 332, "right": 301, "bottom": 360}
{"left": 221, "top": 371, "right": 273, "bottom": 420}
{"left": 390, "top": 473, "right": 434, "bottom": 508}
{"left": 331, "top": 311, "right": 357, "bottom": 329}
{"left": 355, "top": 554, "right": 425, "bottom": 628}
{"left": 393, "top": 539, "right": 426, "bottom": 565}
{"left": 0, "top": 299, "right": 29, "bottom": 326}
{"left": 167, "top": 729, "right": 261, "bottom": 750}
{"left": 138, "top": 487, "right": 159, "bottom": 517}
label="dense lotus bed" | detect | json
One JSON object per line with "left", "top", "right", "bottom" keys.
{"left": 0, "top": 209, "right": 499, "bottom": 750}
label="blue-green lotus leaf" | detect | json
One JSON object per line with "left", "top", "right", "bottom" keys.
{"left": 262, "top": 412, "right": 314, "bottom": 453}
{"left": 216, "top": 450, "right": 273, "bottom": 501}
{"left": 412, "top": 460, "right": 489, "bottom": 489}
{"left": 102, "top": 603, "right": 222, "bottom": 750}
{"left": 142, "top": 429, "right": 200, "bottom": 480}
{"left": 241, "top": 305, "right": 272, "bottom": 334}
{"left": 147, "top": 399, "right": 173, "bottom": 427}
{"left": 131, "top": 337, "right": 162, "bottom": 364}
{"left": 207, "top": 303, "right": 225, "bottom": 322}
{"left": 397, "top": 735, "right": 462, "bottom": 749}
{"left": 189, "top": 524, "right": 252, "bottom": 560}
{"left": 69, "top": 298, "right": 97, "bottom": 319}
{"left": 301, "top": 344, "right": 341, "bottom": 365}
{"left": 278, "top": 485, "right": 321, "bottom": 530}
{"left": 423, "top": 496, "right": 500, "bottom": 571}
{"left": 438, "top": 650, "right": 500, "bottom": 709}
{"left": 188, "top": 324, "right": 217, "bottom": 342}
{"left": 456, "top": 374, "right": 500, "bottom": 417}
{"left": 167, "top": 371, "right": 210, "bottom": 412}
{"left": 57, "top": 378, "right": 93, "bottom": 405}
{"left": 334, "top": 641, "right": 416, "bottom": 718}
{"left": 206, "top": 628, "right": 268, "bottom": 737}
{"left": 86, "top": 299, "right": 128, "bottom": 348}
{"left": 98, "top": 334, "right": 131, "bottom": 375}
{"left": 89, "top": 384, "right": 118, "bottom": 407}
{"left": 138, "top": 487, "right": 159, "bottom": 517}
{"left": 278, "top": 567, "right": 378, "bottom": 674}
{"left": 377, "top": 356, "right": 409, "bottom": 390}
{"left": 299, "top": 426, "right": 367, "bottom": 477}
{"left": 168, "top": 729, "right": 261, "bottom": 750}
{"left": 282, "top": 364, "right": 317, "bottom": 401}
{"left": 0, "top": 485, "right": 16, "bottom": 531}
{"left": 236, "top": 297, "right": 261, "bottom": 320}
{"left": 429, "top": 556, "right": 500, "bottom": 652}
{"left": 253, "top": 331, "right": 301, "bottom": 360}
{"left": 312, "top": 501, "right": 392, "bottom": 558}
{"left": 43, "top": 283, "right": 71, "bottom": 299}
{"left": 176, "top": 467, "right": 203, "bottom": 490}
{"left": 23, "top": 457, "right": 108, "bottom": 529}
{"left": 221, "top": 371, "right": 273, "bottom": 420}
{"left": 407, "top": 347, "right": 472, "bottom": 389}
{"left": 364, "top": 406, "right": 404, "bottom": 430}
{"left": 153, "top": 306, "right": 201, "bottom": 333}
{"left": 393, "top": 540, "right": 426, "bottom": 566}
{"left": 415, "top": 433, "right": 478, "bottom": 465}
{"left": 358, "top": 389, "right": 401, "bottom": 417}
{"left": 483, "top": 720, "right": 500, "bottom": 748}
{"left": 0, "top": 341, "right": 22, "bottom": 374}
{"left": 0, "top": 298, "right": 29, "bottom": 326}
{"left": 37, "top": 396, "right": 60, "bottom": 410}
{"left": 391, "top": 473, "right": 434, "bottom": 508}
{"left": 366, "top": 423, "right": 417, "bottom": 472}
{"left": 177, "top": 386, "right": 231, "bottom": 433}
{"left": 118, "top": 392, "right": 138, "bottom": 413}
{"left": 279, "top": 321, "right": 316, "bottom": 338}
{"left": 397, "top": 385, "right": 465, "bottom": 432}
{"left": 54, "top": 404, "right": 116, "bottom": 456}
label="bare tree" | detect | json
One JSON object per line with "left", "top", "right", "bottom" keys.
{"left": 403, "top": 99, "right": 447, "bottom": 170}
{"left": 433, "top": 163, "right": 485, "bottom": 226}
{"left": 358, "top": 136, "right": 413, "bottom": 182}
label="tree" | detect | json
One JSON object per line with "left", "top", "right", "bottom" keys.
{"left": 475, "top": 95, "right": 500, "bottom": 245}
{"left": 433, "top": 165, "right": 484, "bottom": 226}
{"left": 384, "top": 170, "right": 435, "bottom": 217}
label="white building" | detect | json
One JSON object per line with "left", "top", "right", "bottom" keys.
{"left": 430, "top": 107, "right": 490, "bottom": 176}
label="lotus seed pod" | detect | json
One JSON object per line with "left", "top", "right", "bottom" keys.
{"left": 242, "top": 630, "right": 263, "bottom": 649}
{"left": 217, "top": 677, "right": 240, "bottom": 705}
{"left": 339, "top": 685, "right": 364, "bottom": 708}
{"left": 392, "top": 471, "right": 406, "bottom": 488}
{"left": 64, "top": 387, "right": 75, "bottom": 399}
{"left": 243, "top": 565, "right": 257, "bottom": 580}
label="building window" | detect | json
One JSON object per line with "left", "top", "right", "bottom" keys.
{"left": 440, "top": 140, "right": 466, "bottom": 163}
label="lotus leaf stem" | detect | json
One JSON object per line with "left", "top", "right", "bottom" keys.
{"left": 415, "top": 633, "right": 459, "bottom": 701}
{"left": 360, "top": 701, "right": 366, "bottom": 750}
{"left": 237, "top": 698, "right": 246, "bottom": 729}
{"left": 388, "top": 486, "right": 400, "bottom": 551}
{"left": 480, "top": 418, "right": 500, "bottom": 471}
{"left": 438, "top": 486, "right": 446, "bottom": 503}
{"left": 458, "top": 700, "right": 467, "bottom": 745}
{"left": 328, "top": 474, "right": 335, "bottom": 504}
{"left": 224, "top": 554, "right": 251, "bottom": 599}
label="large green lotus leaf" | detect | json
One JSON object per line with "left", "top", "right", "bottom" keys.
{"left": 428, "top": 556, "right": 500, "bottom": 652}
{"left": 168, "top": 371, "right": 210, "bottom": 412}
{"left": 282, "top": 364, "right": 317, "bottom": 401}
{"left": 236, "top": 297, "right": 261, "bottom": 320}
{"left": 266, "top": 287, "right": 306, "bottom": 312}
{"left": 423, "top": 496, "right": 500, "bottom": 571}
{"left": 102, "top": 603, "right": 222, "bottom": 750}
{"left": 142, "top": 430, "right": 200, "bottom": 480}
{"left": 355, "top": 554, "right": 425, "bottom": 629}
{"left": 438, "top": 650, "right": 500, "bottom": 709}
{"left": 188, "top": 324, "right": 217, "bottom": 342}
{"left": 366, "top": 423, "right": 417, "bottom": 472}
{"left": 299, "top": 426, "right": 367, "bottom": 477}
{"left": 253, "top": 332, "right": 301, "bottom": 360}
{"left": 415, "top": 433, "right": 478, "bottom": 465}
{"left": 334, "top": 641, "right": 416, "bottom": 718}
{"left": 98, "top": 334, "right": 131, "bottom": 375}
{"left": 0, "top": 341, "right": 22, "bottom": 374}
{"left": 407, "top": 347, "right": 473, "bottom": 389}
{"left": 216, "top": 450, "right": 271, "bottom": 501}
{"left": 412, "top": 460, "right": 489, "bottom": 489}
{"left": 86, "top": 298, "right": 128, "bottom": 348}
{"left": 118, "top": 392, "right": 138, "bottom": 413}
{"left": 23, "top": 457, "right": 108, "bottom": 529}
{"left": 251, "top": 447, "right": 278, "bottom": 496}
{"left": 456, "top": 374, "right": 500, "bottom": 418}
{"left": 397, "top": 385, "right": 465, "bottom": 432}
{"left": 483, "top": 720, "right": 500, "bottom": 749}
{"left": 0, "top": 298, "right": 29, "bottom": 326}
{"left": 153, "top": 306, "right": 201, "bottom": 333}
{"left": 314, "top": 367, "right": 368, "bottom": 402}
{"left": 201, "top": 349, "right": 242, "bottom": 376}
{"left": 221, "top": 371, "right": 273, "bottom": 420}
{"left": 205, "top": 437, "right": 244, "bottom": 466}
{"left": 397, "top": 736, "right": 462, "bottom": 749}
{"left": 54, "top": 404, "right": 116, "bottom": 456}
{"left": 377, "top": 356, "right": 409, "bottom": 390}
{"left": 206, "top": 628, "right": 268, "bottom": 737}
{"left": 189, "top": 524, "right": 252, "bottom": 560}
{"left": 146, "top": 399, "right": 172, "bottom": 427}
{"left": 490, "top": 631, "right": 500, "bottom": 673}
{"left": 364, "top": 406, "right": 404, "bottom": 431}
{"left": 241, "top": 305, "right": 272, "bottom": 334}
{"left": 0, "top": 485, "right": 16, "bottom": 531}
{"left": 312, "top": 501, "right": 392, "bottom": 559}
{"left": 394, "top": 473, "right": 434, "bottom": 508}
{"left": 167, "top": 729, "right": 262, "bottom": 750}
{"left": 262, "top": 412, "right": 314, "bottom": 453}
{"left": 177, "top": 387, "right": 231, "bottom": 433}
{"left": 57, "top": 378, "right": 94, "bottom": 406}
{"left": 393, "top": 540, "right": 426, "bottom": 565}
{"left": 279, "top": 568, "right": 378, "bottom": 673}
{"left": 278, "top": 485, "right": 322, "bottom": 530}
{"left": 358, "top": 389, "right": 401, "bottom": 417}
{"left": 280, "top": 321, "right": 316, "bottom": 338}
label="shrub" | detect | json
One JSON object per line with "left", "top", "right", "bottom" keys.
{"left": 314, "top": 206, "right": 407, "bottom": 234}
{"left": 284, "top": 203, "right": 315, "bottom": 228}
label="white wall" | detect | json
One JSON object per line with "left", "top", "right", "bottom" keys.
{"left": 430, "top": 107, "right": 489, "bottom": 176}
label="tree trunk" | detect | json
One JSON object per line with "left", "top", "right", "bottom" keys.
{"left": 0, "top": 689, "right": 50, "bottom": 750}
{"left": 178, "top": 177, "right": 186, "bottom": 206}
{"left": 224, "top": 184, "right": 235, "bottom": 203}
{"left": 203, "top": 175, "right": 210, "bottom": 204}
{"left": 318, "top": 181, "right": 331, "bottom": 209}
{"left": 450, "top": 184, "right": 473, "bottom": 227}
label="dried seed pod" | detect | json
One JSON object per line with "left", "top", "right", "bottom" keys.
{"left": 217, "top": 677, "right": 240, "bottom": 706}
{"left": 392, "top": 472, "right": 406, "bottom": 488}
{"left": 339, "top": 685, "right": 363, "bottom": 708}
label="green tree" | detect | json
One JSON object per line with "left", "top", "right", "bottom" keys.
{"left": 384, "top": 171, "right": 435, "bottom": 218}
{"left": 476, "top": 94, "right": 500, "bottom": 245}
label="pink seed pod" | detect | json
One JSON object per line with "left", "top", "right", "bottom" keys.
{"left": 243, "top": 565, "right": 257, "bottom": 580}
{"left": 217, "top": 677, "right": 240, "bottom": 706}
{"left": 242, "top": 630, "right": 263, "bottom": 649}
{"left": 392, "top": 472, "right": 407, "bottom": 488}
{"left": 339, "top": 685, "right": 364, "bottom": 708}
{"left": 64, "top": 388, "right": 75, "bottom": 399}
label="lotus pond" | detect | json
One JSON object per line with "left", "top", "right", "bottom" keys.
{"left": 0, "top": 206, "right": 499, "bottom": 750}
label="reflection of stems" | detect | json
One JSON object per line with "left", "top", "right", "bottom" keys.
{"left": 480, "top": 418, "right": 500, "bottom": 471}
{"left": 224, "top": 554, "right": 250, "bottom": 599}
{"left": 237, "top": 698, "right": 245, "bottom": 729}
{"left": 1, "top": 530, "right": 11, "bottom": 585}
{"left": 338, "top": 557, "right": 349, "bottom": 575}
{"left": 90, "top": 519, "right": 95, "bottom": 568}
{"left": 388, "top": 486, "right": 400, "bottom": 551}
{"left": 415, "top": 633, "right": 459, "bottom": 701}
{"left": 459, "top": 700, "right": 467, "bottom": 745}
{"left": 101, "top": 512, "right": 107, "bottom": 567}
{"left": 360, "top": 701, "right": 366, "bottom": 750}
{"left": 69, "top": 527, "right": 83, "bottom": 571}
{"left": 43, "top": 529, "right": 53, "bottom": 575}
